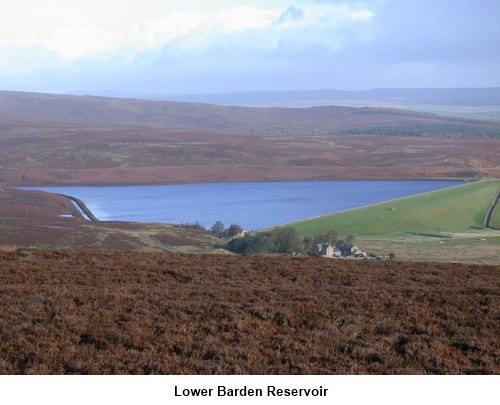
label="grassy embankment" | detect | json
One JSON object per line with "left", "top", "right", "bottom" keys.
{"left": 490, "top": 192, "right": 500, "bottom": 229}
{"left": 286, "top": 179, "right": 500, "bottom": 264}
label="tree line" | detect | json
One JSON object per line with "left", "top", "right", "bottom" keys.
{"left": 183, "top": 220, "right": 359, "bottom": 255}
{"left": 177, "top": 221, "right": 244, "bottom": 238}
{"left": 338, "top": 124, "right": 500, "bottom": 138}
{"left": 226, "top": 227, "right": 355, "bottom": 255}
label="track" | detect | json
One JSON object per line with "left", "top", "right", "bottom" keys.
{"left": 484, "top": 189, "right": 500, "bottom": 228}
{"left": 59, "top": 194, "right": 99, "bottom": 221}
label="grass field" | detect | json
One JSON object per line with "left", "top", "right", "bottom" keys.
{"left": 491, "top": 194, "right": 500, "bottom": 229}
{"left": 288, "top": 179, "right": 500, "bottom": 237}
{"left": 286, "top": 179, "right": 500, "bottom": 264}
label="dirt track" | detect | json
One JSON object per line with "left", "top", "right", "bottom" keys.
{"left": 484, "top": 190, "right": 500, "bottom": 228}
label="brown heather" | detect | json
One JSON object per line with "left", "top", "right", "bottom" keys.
{"left": 0, "top": 250, "right": 498, "bottom": 374}
{"left": 2, "top": 91, "right": 500, "bottom": 187}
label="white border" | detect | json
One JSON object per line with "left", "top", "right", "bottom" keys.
{"left": 1, "top": 375, "right": 498, "bottom": 405}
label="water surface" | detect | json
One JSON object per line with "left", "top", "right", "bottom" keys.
{"left": 21, "top": 180, "right": 461, "bottom": 230}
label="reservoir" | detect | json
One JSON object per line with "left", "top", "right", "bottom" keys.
{"left": 20, "top": 180, "right": 461, "bottom": 230}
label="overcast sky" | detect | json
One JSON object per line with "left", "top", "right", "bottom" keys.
{"left": 1, "top": 0, "right": 499, "bottom": 94}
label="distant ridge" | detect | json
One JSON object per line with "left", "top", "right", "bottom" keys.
{"left": 67, "top": 87, "right": 500, "bottom": 107}
{"left": 2, "top": 89, "right": 499, "bottom": 136}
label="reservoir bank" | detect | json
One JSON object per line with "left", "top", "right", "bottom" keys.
{"left": 19, "top": 179, "right": 462, "bottom": 230}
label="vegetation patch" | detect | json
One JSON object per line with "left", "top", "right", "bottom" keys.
{"left": 0, "top": 250, "right": 498, "bottom": 374}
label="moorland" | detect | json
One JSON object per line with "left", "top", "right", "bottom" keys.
{"left": 1, "top": 90, "right": 499, "bottom": 259}
{"left": 0, "top": 249, "right": 498, "bottom": 374}
{"left": 1, "top": 90, "right": 500, "bottom": 186}
{"left": 0, "top": 188, "right": 222, "bottom": 253}
{"left": 0, "top": 90, "right": 499, "bottom": 375}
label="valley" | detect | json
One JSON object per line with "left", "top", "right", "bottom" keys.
{"left": 0, "top": 90, "right": 499, "bottom": 377}
{"left": 1, "top": 90, "right": 499, "bottom": 263}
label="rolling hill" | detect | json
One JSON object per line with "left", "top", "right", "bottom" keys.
{"left": 3, "top": 89, "right": 500, "bottom": 134}
{"left": 1, "top": 90, "right": 500, "bottom": 186}
{"left": 72, "top": 88, "right": 500, "bottom": 120}
{"left": 72, "top": 87, "right": 500, "bottom": 107}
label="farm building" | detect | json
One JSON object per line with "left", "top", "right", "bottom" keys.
{"left": 314, "top": 242, "right": 366, "bottom": 258}
{"left": 314, "top": 243, "right": 340, "bottom": 257}
{"left": 337, "top": 243, "right": 367, "bottom": 258}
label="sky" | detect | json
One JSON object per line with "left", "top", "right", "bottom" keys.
{"left": 1, "top": 0, "right": 499, "bottom": 94}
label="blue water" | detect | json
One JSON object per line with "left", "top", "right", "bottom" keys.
{"left": 19, "top": 180, "right": 461, "bottom": 230}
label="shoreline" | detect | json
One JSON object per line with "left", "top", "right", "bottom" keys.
{"left": 5, "top": 176, "right": 479, "bottom": 189}
{"left": 11, "top": 179, "right": 472, "bottom": 229}
{"left": 58, "top": 194, "right": 99, "bottom": 221}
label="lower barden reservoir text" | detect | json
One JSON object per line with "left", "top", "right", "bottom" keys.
{"left": 174, "top": 385, "right": 328, "bottom": 397}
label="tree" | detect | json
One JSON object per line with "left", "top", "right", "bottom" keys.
{"left": 303, "top": 236, "right": 314, "bottom": 252}
{"left": 225, "top": 226, "right": 307, "bottom": 255}
{"left": 313, "top": 229, "right": 338, "bottom": 246}
{"left": 346, "top": 235, "right": 356, "bottom": 244}
{"left": 210, "top": 221, "right": 225, "bottom": 237}
{"left": 226, "top": 235, "right": 250, "bottom": 253}
{"left": 227, "top": 224, "right": 244, "bottom": 238}
{"left": 274, "top": 227, "right": 304, "bottom": 253}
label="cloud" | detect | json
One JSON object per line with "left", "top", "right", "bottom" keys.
{"left": 0, "top": 2, "right": 375, "bottom": 65}
{"left": 276, "top": 7, "right": 304, "bottom": 26}
{"left": 3, "top": 1, "right": 497, "bottom": 92}
{"left": 130, "top": 6, "right": 282, "bottom": 49}
{"left": 45, "top": 27, "right": 123, "bottom": 62}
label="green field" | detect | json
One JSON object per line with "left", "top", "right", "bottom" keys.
{"left": 287, "top": 179, "right": 500, "bottom": 237}
{"left": 491, "top": 195, "right": 500, "bottom": 229}
{"left": 283, "top": 179, "right": 500, "bottom": 264}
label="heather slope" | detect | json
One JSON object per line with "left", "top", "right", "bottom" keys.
{"left": 2, "top": 90, "right": 500, "bottom": 135}
{"left": 0, "top": 250, "right": 498, "bottom": 374}
{"left": 0, "top": 188, "right": 223, "bottom": 253}
{"left": 1, "top": 91, "right": 500, "bottom": 185}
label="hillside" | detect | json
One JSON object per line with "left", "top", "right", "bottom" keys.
{"left": 0, "top": 188, "right": 223, "bottom": 253}
{"left": 288, "top": 180, "right": 500, "bottom": 237}
{"left": 0, "top": 249, "right": 498, "bottom": 374}
{"left": 1, "top": 91, "right": 500, "bottom": 186}
{"left": 3, "top": 90, "right": 500, "bottom": 134}
{"left": 73, "top": 88, "right": 500, "bottom": 120}
{"left": 491, "top": 203, "right": 500, "bottom": 229}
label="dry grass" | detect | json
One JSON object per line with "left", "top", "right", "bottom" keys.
{"left": 0, "top": 244, "right": 20, "bottom": 252}
{"left": 0, "top": 250, "right": 498, "bottom": 374}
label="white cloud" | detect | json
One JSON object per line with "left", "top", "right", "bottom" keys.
{"left": 1, "top": 1, "right": 498, "bottom": 93}
{"left": 217, "top": 6, "right": 281, "bottom": 32}
{"left": 45, "top": 27, "right": 123, "bottom": 61}
{"left": 129, "top": 6, "right": 282, "bottom": 50}
{"left": 290, "top": 4, "right": 374, "bottom": 27}
{"left": 0, "top": 34, "right": 39, "bottom": 50}
{"left": 0, "top": 2, "right": 375, "bottom": 65}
